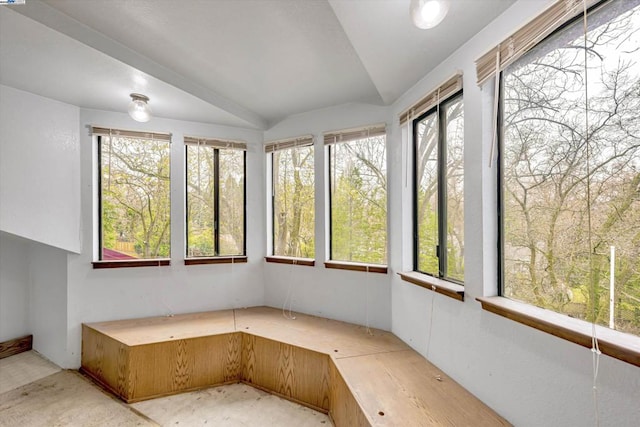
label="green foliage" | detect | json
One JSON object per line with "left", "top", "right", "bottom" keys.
{"left": 101, "top": 198, "right": 117, "bottom": 250}
{"left": 219, "top": 150, "right": 245, "bottom": 255}
{"left": 417, "top": 204, "right": 439, "bottom": 274}
{"left": 414, "top": 98, "right": 464, "bottom": 280}
{"left": 330, "top": 137, "right": 387, "bottom": 265}
{"left": 101, "top": 136, "right": 171, "bottom": 259}
{"left": 273, "top": 147, "right": 315, "bottom": 258}
{"left": 186, "top": 146, "right": 245, "bottom": 257}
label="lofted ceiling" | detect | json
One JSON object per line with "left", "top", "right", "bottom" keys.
{"left": 1, "top": 0, "right": 515, "bottom": 129}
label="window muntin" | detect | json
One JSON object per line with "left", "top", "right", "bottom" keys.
{"left": 500, "top": 0, "right": 640, "bottom": 335}
{"left": 186, "top": 143, "right": 245, "bottom": 258}
{"left": 272, "top": 145, "right": 315, "bottom": 258}
{"left": 99, "top": 135, "right": 171, "bottom": 260}
{"left": 328, "top": 132, "right": 387, "bottom": 265}
{"left": 414, "top": 94, "right": 464, "bottom": 281}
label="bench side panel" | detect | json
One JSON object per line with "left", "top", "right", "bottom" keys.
{"left": 242, "top": 334, "right": 330, "bottom": 411}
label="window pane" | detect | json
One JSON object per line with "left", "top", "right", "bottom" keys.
{"left": 219, "top": 150, "right": 245, "bottom": 256}
{"left": 186, "top": 145, "right": 245, "bottom": 257}
{"left": 502, "top": 1, "right": 640, "bottom": 335}
{"left": 186, "top": 145, "right": 215, "bottom": 257}
{"left": 273, "top": 146, "right": 315, "bottom": 258}
{"left": 330, "top": 136, "right": 387, "bottom": 265}
{"left": 101, "top": 136, "right": 170, "bottom": 260}
{"left": 445, "top": 99, "right": 464, "bottom": 281}
{"left": 416, "top": 113, "right": 439, "bottom": 275}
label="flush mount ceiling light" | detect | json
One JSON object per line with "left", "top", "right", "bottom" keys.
{"left": 128, "top": 93, "right": 151, "bottom": 122}
{"left": 410, "top": 0, "right": 450, "bottom": 29}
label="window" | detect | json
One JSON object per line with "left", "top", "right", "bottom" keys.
{"left": 95, "top": 128, "right": 171, "bottom": 262}
{"left": 500, "top": 0, "right": 640, "bottom": 336}
{"left": 185, "top": 137, "right": 246, "bottom": 258}
{"left": 413, "top": 93, "right": 464, "bottom": 282}
{"left": 325, "top": 125, "right": 387, "bottom": 266}
{"left": 266, "top": 136, "right": 315, "bottom": 259}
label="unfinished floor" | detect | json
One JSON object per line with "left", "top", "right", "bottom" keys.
{"left": 0, "top": 351, "right": 331, "bottom": 427}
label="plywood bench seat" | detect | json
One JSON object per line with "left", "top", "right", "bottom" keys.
{"left": 81, "top": 306, "right": 509, "bottom": 426}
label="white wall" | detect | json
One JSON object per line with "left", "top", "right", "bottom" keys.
{"left": 1, "top": 1, "right": 639, "bottom": 424}
{"left": 61, "top": 109, "right": 266, "bottom": 368}
{"left": 0, "top": 230, "right": 68, "bottom": 367}
{"left": 29, "top": 240, "right": 68, "bottom": 367}
{"left": 263, "top": 103, "right": 392, "bottom": 330}
{"left": 390, "top": 1, "right": 640, "bottom": 426}
{"left": 0, "top": 85, "right": 81, "bottom": 254}
{"left": 0, "top": 232, "right": 30, "bottom": 342}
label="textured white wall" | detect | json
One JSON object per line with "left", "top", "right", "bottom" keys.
{"left": 0, "top": 85, "right": 80, "bottom": 253}
{"left": 390, "top": 1, "right": 640, "bottom": 426}
{"left": 62, "top": 109, "right": 266, "bottom": 368}
{"left": 0, "top": 231, "right": 68, "bottom": 367}
{"left": 0, "top": 232, "right": 30, "bottom": 342}
{"left": 263, "top": 103, "right": 392, "bottom": 330}
{"left": 29, "top": 240, "right": 68, "bottom": 367}
{"left": 1, "top": 1, "right": 638, "bottom": 424}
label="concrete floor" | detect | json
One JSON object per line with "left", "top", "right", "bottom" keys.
{"left": 0, "top": 351, "right": 332, "bottom": 426}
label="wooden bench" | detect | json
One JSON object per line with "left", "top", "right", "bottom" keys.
{"left": 81, "top": 306, "right": 510, "bottom": 426}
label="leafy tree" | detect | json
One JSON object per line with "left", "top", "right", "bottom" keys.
{"left": 415, "top": 99, "right": 464, "bottom": 279}
{"left": 330, "top": 136, "right": 387, "bottom": 265}
{"left": 219, "top": 150, "right": 245, "bottom": 255}
{"left": 502, "top": 2, "right": 640, "bottom": 334}
{"left": 101, "top": 136, "right": 171, "bottom": 259}
{"left": 186, "top": 146, "right": 245, "bottom": 257}
{"left": 273, "top": 146, "right": 314, "bottom": 258}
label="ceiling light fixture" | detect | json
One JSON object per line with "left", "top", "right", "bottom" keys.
{"left": 410, "top": 0, "right": 450, "bottom": 29}
{"left": 128, "top": 93, "right": 151, "bottom": 122}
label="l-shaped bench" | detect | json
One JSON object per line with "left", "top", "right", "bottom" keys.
{"left": 81, "top": 306, "right": 510, "bottom": 426}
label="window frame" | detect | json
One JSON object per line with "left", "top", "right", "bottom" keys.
{"left": 412, "top": 90, "right": 464, "bottom": 284}
{"left": 497, "top": 0, "right": 635, "bottom": 299}
{"left": 184, "top": 143, "right": 247, "bottom": 261}
{"left": 94, "top": 132, "right": 172, "bottom": 269}
{"left": 267, "top": 142, "right": 315, "bottom": 262}
{"left": 325, "top": 125, "right": 388, "bottom": 270}
{"left": 489, "top": 0, "right": 640, "bottom": 365}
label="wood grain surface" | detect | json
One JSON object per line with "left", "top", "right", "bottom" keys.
{"left": 127, "top": 333, "right": 241, "bottom": 402}
{"left": 335, "top": 350, "right": 511, "bottom": 426}
{"left": 235, "top": 306, "right": 408, "bottom": 358}
{"left": 84, "top": 310, "right": 235, "bottom": 346}
{"left": 81, "top": 325, "right": 129, "bottom": 398}
{"left": 0, "top": 335, "right": 32, "bottom": 359}
{"left": 242, "top": 334, "right": 330, "bottom": 411}
{"left": 329, "top": 361, "right": 371, "bottom": 427}
{"left": 81, "top": 306, "right": 511, "bottom": 424}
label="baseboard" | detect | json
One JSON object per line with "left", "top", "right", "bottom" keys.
{"left": 0, "top": 334, "right": 33, "bottom": 359}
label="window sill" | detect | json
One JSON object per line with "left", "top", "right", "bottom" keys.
{"left": 92, "top": 259, "right": 170, "bottom": 269}
{"left": 477, "top": 296, "right": 640, "bottom": 368}
{"left": 324, "top": 261, "right": 387, "bottom": 274}
{"left": 265, "top": 256, "right": 315, "bottom": 267}
{"left": 184, "top": 256, "right": 247, "bottom": 266}
{"left": 398, "top": 271, "right": 464, "bottom": 301}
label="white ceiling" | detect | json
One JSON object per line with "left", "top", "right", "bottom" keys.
{"left": 1, "top": 0, "right": 515, "bottom": 129}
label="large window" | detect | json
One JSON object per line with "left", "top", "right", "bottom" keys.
{"left": 326, "top": 125, "right": 387, "bottom": 265}
{"left": 501, "top": 0, "right": 640, "bottom": 335}
{"left": 185, "top": 137, "right": 245, "bottom": 258}
{"left": 266, "top": 136, "right": 315, "bottom": 259}
{"left": 96, "top": 128, "right": 171, "bottom": 261}
{"left": 414, "top": 94, "right": 464, "bottom": 282}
